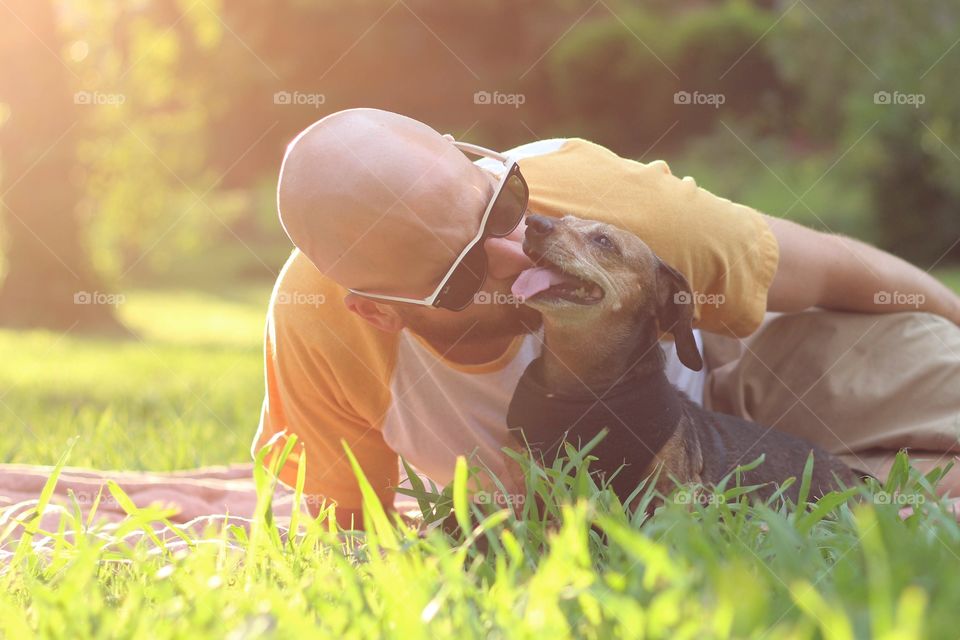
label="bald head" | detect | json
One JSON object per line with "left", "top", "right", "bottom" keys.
{"left": 277, "top": 108, "right": 495, "bottom": 295}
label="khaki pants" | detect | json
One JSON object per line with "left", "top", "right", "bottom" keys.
{"left": 702, "top": 310, "right": 960, "bottom": 490}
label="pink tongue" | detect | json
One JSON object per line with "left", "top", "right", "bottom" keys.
{"left": 512, "top": 267, "right": 568, "bottom": 300}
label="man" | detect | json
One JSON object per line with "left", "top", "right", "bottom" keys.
{"left": 252, "top": 107, "right": 960, "bottom": 528}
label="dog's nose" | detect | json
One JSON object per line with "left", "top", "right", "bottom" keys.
{"left": 525, "top": 214, "right": 555, "bottom": 237}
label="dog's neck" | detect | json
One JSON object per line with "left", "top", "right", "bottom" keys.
{"left": 507, "top": 311, "right": 682, "bottom": 488}
{"left": 538, "top": 313, "right": 666, "bottom": 395}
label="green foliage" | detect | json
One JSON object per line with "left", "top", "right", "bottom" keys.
{"left": 3, "top": 433, "right": 960, "bottom": 638}
{"left": 547, "top": 1, "right": 792, "bottom": 150}
{"left": 767, "top": 0, "right": 960, "bottom": 265}
{"left": 671, "top": 126, "right": 875, "bottom": 239}
{"left": 67, "top": 1, "right": 229, "bottom": 283}
{"left": 6, "top": 0, "right": 959, "bottom": 309}
{"left": 546, "top": 0, "right": 960, "bottom": 266}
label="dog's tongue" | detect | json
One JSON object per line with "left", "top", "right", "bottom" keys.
{"left": 512, "top": 266, "right": 567, "bottom": 300}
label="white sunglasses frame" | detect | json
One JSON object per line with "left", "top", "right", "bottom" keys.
{"left": 346, "top": 140, "right": 525, "bottom": 308}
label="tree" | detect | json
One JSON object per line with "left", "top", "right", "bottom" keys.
{"left": 0, "top": 0, "right": 125, "bottom": 332}
{"left": 768, "top": 0, "right": 960, "bottom": 266}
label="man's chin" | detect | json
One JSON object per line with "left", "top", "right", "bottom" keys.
{"left": 403, "top": 303, "right": 542, "bottom": 346}
{"left": 468, "top": 304, "right": 543, "bottom": 341}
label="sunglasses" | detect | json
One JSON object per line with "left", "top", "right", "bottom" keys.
{"left": 347, "top": 140, "right": 529, "bottom": 311}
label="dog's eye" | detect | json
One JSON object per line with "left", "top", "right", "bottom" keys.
{"left": 592, "top": 233, "right": 615, "bottom": 250}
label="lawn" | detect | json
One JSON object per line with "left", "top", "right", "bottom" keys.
{"left": 937, "top": 268, "right": 960, "bottom": 295}
{"left": 2, "top": 277, "right": 960, "bottom": 638}
{"left": 0, "top": 286, "right": 270, "bottom": 470}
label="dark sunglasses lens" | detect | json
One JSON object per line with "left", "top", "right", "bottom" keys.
{"left": 486, "top": 173, "right": 528, "bottom": 237}
{"left": 436, "top": 243, "right": 487, "bottom": 311}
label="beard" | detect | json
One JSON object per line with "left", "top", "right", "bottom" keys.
{"left": 397, "top": 300, "right": 543, "bottom": 349}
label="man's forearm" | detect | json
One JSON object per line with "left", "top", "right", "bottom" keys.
{"left": 819, "top": 234, "right": 960, "bottom": 323}
{"left": 764, "top": 215, "right": 960, "bottom": 324}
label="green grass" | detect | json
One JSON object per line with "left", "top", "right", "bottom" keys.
{"left": 0, "top": 285, "right": 270, "bottom": 469}
{"left": 935, "top": 268, "right": 960, "bottom": 294}
{"left": 3, "top": 283, "right": 960, "bottom": 638}
{"left": 2, "top": 431, "right": 959, "bottom": 638}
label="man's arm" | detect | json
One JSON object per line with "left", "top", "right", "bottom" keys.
{"left": 255, "top": 252, "right": 402, "bottom": 529}
{"left": 764, "top": 215, "right": 960, "bottom": 324}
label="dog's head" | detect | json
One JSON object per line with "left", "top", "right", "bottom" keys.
{"left": 512, "top": 214, "right": 703, "bottom": 371}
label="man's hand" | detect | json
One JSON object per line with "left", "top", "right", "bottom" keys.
{"left": 764, "top": 215, "right": 960, "bottom": 324}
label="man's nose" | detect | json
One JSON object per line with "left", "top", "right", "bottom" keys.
{"left": 525, "top": 214, "right": 555, "bottom": 237}
{"left": 483, "top": 216, "right": 534, "bottom": 280}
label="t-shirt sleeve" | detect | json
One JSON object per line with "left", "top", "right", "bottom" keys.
{"left": 517, "top": 138, "right": 780, "bottom": 336}
{"left": 251, "top": 251, "right": 400, "bottom": 511}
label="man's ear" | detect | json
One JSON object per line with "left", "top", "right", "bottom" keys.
{"left": 654, "top": 260, "right": 704, "bottom": 372}
{"left": 343, "top": 294, "right": 405, "bottom": 333}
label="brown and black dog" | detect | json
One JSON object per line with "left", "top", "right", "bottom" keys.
{"left": 505, "top": 214, "right": 857, "bottom": 510}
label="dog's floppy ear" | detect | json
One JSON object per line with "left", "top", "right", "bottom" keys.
{"left": 654, "top": 259, "right": 704, "bottom": 372}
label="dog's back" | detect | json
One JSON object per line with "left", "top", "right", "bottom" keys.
{"left": 685, "top": 398, "right": 858, "bottom": 503}
{"left": 509, "top": 359, "right": 858, "bottom": 508}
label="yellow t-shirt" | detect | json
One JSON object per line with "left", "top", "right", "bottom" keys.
{"left": 251, "top": 138, "right": 779, "bottom": 511}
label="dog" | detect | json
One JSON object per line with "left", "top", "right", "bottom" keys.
{"left": 505, "top": 214, "right": 858, "bottom": 510}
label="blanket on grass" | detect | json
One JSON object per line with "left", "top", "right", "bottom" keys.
{"left": 0, "top": 463, "right": 421, "bottom": 559}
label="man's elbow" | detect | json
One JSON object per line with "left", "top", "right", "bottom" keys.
{"left": 763, "top": 215, "right": 835, "bottom": 313}
{"left": 765, "top": 264, "right": 828, "bottom": 313}
{"left": 764, "top": 216, "right": 834, "bottom": 313}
